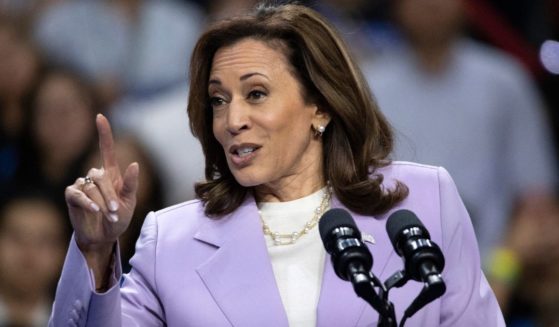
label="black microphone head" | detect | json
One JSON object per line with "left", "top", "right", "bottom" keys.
{"left": 319, "top": 208, "right": 372, "bottom": 281}
{"left": 386, "top": 209, "right": 444, "bottom": 282}
{"left": 386, "top": 209, "right": 429, "bottom": 249}
{"left": 319, "top": 208, "right": 359, "bottom": 245}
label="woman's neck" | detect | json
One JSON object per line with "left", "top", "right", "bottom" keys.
{"left": 410, "top": 38, "right": 454, "bottom": 75}
{"left": 255, "top": 175, "right": 326, "bottom": 203}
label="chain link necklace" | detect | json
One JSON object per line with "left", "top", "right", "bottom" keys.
{"left": 259, "top": 184, "right": 332, "bottom": 246}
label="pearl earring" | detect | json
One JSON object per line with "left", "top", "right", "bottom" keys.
{"left": 315, "top": 125, "right": 326, "bottom": 137}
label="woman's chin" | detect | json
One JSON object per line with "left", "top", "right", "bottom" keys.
{"left": 231, "top": 171, "right": 264, "bottom": 188}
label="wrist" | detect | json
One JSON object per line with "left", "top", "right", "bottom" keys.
{"left": 75, "top": 235, "right": 116, "bottom": 257}
{"left": 76, "top": 240, "right": 117, "bottom": 291}
{"left": 79, "top": 242, "right": 115, "bottom": 258}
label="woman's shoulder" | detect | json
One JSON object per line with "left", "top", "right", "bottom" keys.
{"left": 155, "top": 198, "right": 206, "bottom": 217}
{"left": 377, "top": 161, "right": 459, "bottom": 225}
{"left": 377, "top": 160, "right": 452, "bottom": 190}
{"left": 376, "top": 161, "right": 464, "bottom": 244}
{"left": 147, "top": 199, "right": 208, "bottom": 238}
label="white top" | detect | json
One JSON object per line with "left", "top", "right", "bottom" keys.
{"left": 258, "top": 188, "right": 329, "bottom": 327}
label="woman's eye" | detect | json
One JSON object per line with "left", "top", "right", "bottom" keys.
{"left": 209, "top": 96, "right": 225, "bottom": 107}
{"left": 248, "top": 90, "right": 266, "bottom": 101}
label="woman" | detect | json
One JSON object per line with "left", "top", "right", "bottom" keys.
{"left": 0, "top": 190, "right": 68, "bottom": 327}
{"left": 0, "top": 18, "right": 42, "bottom": 198}
{"left": 16, "top": 68, "right": 99, "bottom": 216}
{"left": 50, "top": 4, "right": 504, "bottom": 326}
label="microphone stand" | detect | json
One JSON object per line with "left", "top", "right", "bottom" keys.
{"left": 383, "top": 269, "right": 446, "bottom": 327}
{"left": 345, "top": 258, "right": 446, "bottom": 327}
{"left": 347, "top": 263, "right": 397, "bottom": 327}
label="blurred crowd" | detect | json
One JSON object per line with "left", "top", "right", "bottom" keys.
{"left": 0, "top": 0, "right": 558, "bottom": 326}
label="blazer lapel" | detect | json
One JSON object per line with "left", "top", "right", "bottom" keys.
{"left": 194, "top": 196, "right": 289, "bottom": 326}
{"left": 316, "top": 197, "right": 397, "bottom": 326}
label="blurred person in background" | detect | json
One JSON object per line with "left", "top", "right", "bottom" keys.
{"left": 494, "top": 4, "right": 559, "bottom": 323}
{"left": 84, "top": 135, "right": 165, "bottom": 272}
{"left": 31, "top": 0, "right": 207, "bottom": 205}
{"left": 311, "top": 0, "right": 396, "bottom": 61}
{"left": 31, "top": 0, "right": 129, "bottom": 108}
{"left": 362, "top": 0, "right": 559, "bottom": 323}
{"left": 0, "top": 0, "right": 59, "bottom": 29}
{"left": 106, "top": 0, "right": 213, "bottom": 204}
{"left": 206, "top": 0, "right": 258, "bottom": 21}
{"left": 364, "top": 0, "right": 557, "bottom": 263}
{"left": 15, "top": 68, "right": 99, "bottom": 216}
{"left": 0, "top": 18, "right": 41, "bottom": 198}
{"left": 500, "top": 196, "right": 559, "bottom": 326}
{"left": 32, "top": 0, "right": 204, "bottom": 107}
{"left": 0, "top": 190, "right": 68, "bottom": 327}
{"left": 110, "top": 87, "right": 205, "bottom": 205}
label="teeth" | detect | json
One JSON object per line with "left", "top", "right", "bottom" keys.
{"left": 236, "top": 147, "right": 255, "bottom": 157}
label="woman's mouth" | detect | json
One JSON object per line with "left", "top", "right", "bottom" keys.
{"left": 236, "top": 146, "right": 257, "bottom": 157}
{"left": 229, "top": 144, "right": 261, "bottom": 166}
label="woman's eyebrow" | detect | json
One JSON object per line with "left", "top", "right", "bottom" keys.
{"left": 240, "top": 72, "right": 269, "bottom": 81}
{"left": 208, "top": 78, "right": 221, "bottom": 86}
{"left": 208, "top": 72, "right": 269, "bottom": 86}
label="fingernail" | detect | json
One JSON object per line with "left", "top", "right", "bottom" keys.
{"left": 108, "top": 213, "right": 119, "bottom": 223}
{"left": 109, "top": 200, "right": 119, "bottom": 212}
{"left": 90, "top": 203, "right": 100, "bottom": 212}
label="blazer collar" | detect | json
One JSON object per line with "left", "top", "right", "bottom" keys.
{"left": 193, "top": 195, "right": 396, "bottom": 327}
{"left": 193, "top": 195, "right": 289, "bottom": 326}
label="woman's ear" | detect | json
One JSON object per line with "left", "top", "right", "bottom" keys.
{"left": 313, "top": 106, "right": 331, "bottom": 129}
{"left": 311, "top": 106, "right": 331, "bottom": 137}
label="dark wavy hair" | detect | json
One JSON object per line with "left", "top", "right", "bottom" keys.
{"left": 188, "top": 3, "right": 408, "bottom": 218}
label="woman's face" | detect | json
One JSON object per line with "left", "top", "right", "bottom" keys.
{"left": 0, "top": 25, "right": 39, "bottom": 99}
{"left": 210, "top": 38, "right": 328, "bottom": 194}
{"left": 396, "top": 0, "right": 463, "bottom": 45}
{"left": 0, "top": 199, "right": 66, "bottom": 296}
{"left": 34, "top": 74, "right": 94, "bottom": 161}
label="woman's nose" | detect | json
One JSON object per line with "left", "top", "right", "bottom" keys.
{"left": 226, "top": 98, "right": 251, "bottom": 134}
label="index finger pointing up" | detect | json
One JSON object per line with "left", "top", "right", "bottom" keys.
{"left": 96, "top": 114, "right": 119, "bottom": 171}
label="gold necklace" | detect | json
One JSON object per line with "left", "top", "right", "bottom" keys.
{"left": 259, "top": 184, "right": 332, "bottom": 246}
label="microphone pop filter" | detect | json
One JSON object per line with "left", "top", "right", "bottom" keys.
{"left": 386, "top": 209, "right": 429, "bottom": 248}
{"left": 319, "top": 208, "right": 359, "bottom": 244}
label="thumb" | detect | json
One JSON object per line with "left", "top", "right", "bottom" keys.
{"left": 120, "top": 162, "right": 140, "bottom": 201}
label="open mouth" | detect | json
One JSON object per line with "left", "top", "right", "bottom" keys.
{"left": 235, "top": 146, "right": 257, "bottom": 157}
{"left": 230, "top": 144, "right": 262, "bottom": 157}
{"left": 228, "top": 144, "right": 262, "bottom": 166}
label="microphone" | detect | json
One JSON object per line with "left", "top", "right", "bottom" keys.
{"left": 320, "top": 208, "right": 396, "bottom": 326}
{"left": 386, "top": 209, "right": 446, "bottom": 318}
{"left": 386, "top": 209, "right": 445, "bottom": 283}
{"left": 319, "top": 208, "right": 373, "bottom": 282}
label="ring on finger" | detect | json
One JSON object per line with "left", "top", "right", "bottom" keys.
{"left": 84, "top": 176, "right": 93, "bottom": 185}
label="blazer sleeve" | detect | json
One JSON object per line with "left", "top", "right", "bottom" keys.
{"left": 48, "top": 212, "right": 165, "bottom": 327}
{"left": 437, "top": 167, "right": 506, "bottom": 327}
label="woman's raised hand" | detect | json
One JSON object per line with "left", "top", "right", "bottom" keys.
{"left": 65, "top": 114, "right": 139, "bottom": 283}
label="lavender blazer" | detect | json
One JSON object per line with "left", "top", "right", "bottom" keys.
{"left": 50, "top": 162, "right": 505, "bottom": 326}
